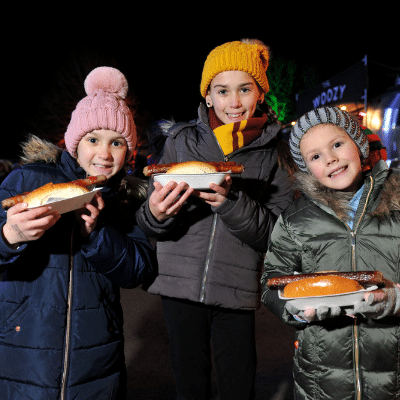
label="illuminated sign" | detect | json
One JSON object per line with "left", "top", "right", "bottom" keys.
{"left": 296, "top": 57, "right": 368, "bottom": 117}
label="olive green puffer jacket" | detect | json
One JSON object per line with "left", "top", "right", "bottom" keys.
{"left": 261, "top": 160, "right": 400, "bottom": 400}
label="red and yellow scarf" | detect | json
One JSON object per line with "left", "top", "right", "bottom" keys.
{"left": 209, "top": 108, "right": 268, "bottom": 156}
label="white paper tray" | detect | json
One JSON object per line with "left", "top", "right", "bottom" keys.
{"left": 279, "top": 286, "right": 378, "bottom": 310}
{"left": 28, "top": 188, "right": 101, "bottom": 214}
{"left": 153, "top": 173, "right": 227, "bottom": 190}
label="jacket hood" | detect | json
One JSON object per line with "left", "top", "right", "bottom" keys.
{"left": 20, "top": 134, "right": 63, "bottom": 165}
{"left": 294, "top": 160, "right": 400, "bottom": 221}
{"left": 294, "top": 170, "right": 354, "bottom": 222}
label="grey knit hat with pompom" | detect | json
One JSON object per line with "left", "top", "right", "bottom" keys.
{"left": 289, "top": 106, "right": 369, "bottom": 172}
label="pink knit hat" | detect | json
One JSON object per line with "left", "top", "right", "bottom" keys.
{"left": 65, "top": 66, "right": 137, "bottom": 158}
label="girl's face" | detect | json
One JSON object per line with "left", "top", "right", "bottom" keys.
{"left": 205, "top": 70, "right": 264, "bottom": 125}
{"left": 300, "top": 124, "right": 363, "bottom": 192}
{"left": 76, "top": 129, "right": 128, "bottom": 179}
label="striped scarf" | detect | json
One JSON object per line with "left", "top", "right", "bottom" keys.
{"left": 209, "top": 108, "right": 268, "bottom": 156}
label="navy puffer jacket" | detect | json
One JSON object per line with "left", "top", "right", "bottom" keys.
{"left": 0, "top": 137, "right": 155, "bottom": 399}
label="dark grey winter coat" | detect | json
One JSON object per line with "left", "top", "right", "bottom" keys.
{"left": 137, "top": 104, "right": 293, "bottom": 310}
{"left": 261, "top": 160, "right": 400, "bottom": 400}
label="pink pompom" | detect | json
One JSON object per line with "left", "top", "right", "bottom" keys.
{"left": 84, "top": 66, "right": 129, "bottom": 99}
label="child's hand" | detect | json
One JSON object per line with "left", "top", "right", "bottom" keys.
{"left": 351, "top": 279, "right": 400, "bottom": 319}
{"left": 2, "top": 202, "right": 61, "bottom": 247}
{"left": 149, "top": 181, "right": 194, "bottom": 222}
{"left": 74, "top": 192, "right": 105, "bottom": 237}
{"left": 285, "top": 301, "right": 341, "bottom": 323}
{"left": 193, "top": 174, "right": 233, "bottom": 207}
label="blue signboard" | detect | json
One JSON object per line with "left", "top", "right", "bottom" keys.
{"left": 296, "top": 57, "right": 368, "bottom": 117}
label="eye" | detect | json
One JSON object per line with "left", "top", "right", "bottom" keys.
{"left": 333, "top": 141, "right": 342, "bottom": 148}
{"left": 112, "top": 139, "right": 127, "bottom": 148}
{"left": 310, "top": 154, "right": 320, "bottom": 161}
{"left": 218, "top": 89, "right": 228, "bottom": 95}
{"left": 87, "top": 137, "right": 98, "bottom": 144}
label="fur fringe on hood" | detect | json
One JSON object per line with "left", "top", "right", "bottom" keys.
{"left": 294, "top": 171, "right": 354, "bottom": 222}
{"left": 294, "top": 168, "right": 400, "bottom": 222}
{"left": 370, "top": 171, "right": 400, "bottom": 217}
{"left": 19, "top": 135, "right": 149, "bottom": 207}
{"left": 20, "top": 134, "right": 62, "bottom": 165}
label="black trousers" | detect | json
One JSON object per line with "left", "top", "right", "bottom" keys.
{"left": 161, "top": 296, "right": 256, "bottom": 400}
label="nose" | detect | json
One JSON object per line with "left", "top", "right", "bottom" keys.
{"left": 326, "top": 151, "right": 338, "bottom": 165}
{"left": 230, "top": 93, "right": 242, "bottom": 108}
{"left": 98, "top": 144, "right": 113, "bottom": 160}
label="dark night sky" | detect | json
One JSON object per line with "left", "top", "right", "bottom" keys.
{"left": 3, "top": 10, "right": 399, "bottom": 159}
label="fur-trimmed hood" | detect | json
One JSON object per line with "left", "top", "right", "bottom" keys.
{"left": 294, "top": 162, "right": 400, "bottom": 221}
{"left": 293, "top": 171, "right": 355, "bottom": 222}
{"left": 18, "top": 134, "right": 148, "bottom": 205}
{"left": 20, "top": 134, "right": 63, "bottom": 165}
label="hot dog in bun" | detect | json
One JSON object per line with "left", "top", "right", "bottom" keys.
{"left": 23, "top": 182, "right": 89, "bottom": 208}
{"left": 143, "top": 161, "right": 244, "bottom": 177}
{"left": 166, "top": 161, "right": 218, "bottom": 174}
{"left": 266, "top": 271, "right": 384, "bottom": 298}
{"left": 1, "top": 175, "right": 107, "bottom": 210}
{"left": 283, "top": 275, "right": 363, "bottom": 298}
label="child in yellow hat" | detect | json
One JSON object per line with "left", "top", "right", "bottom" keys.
{"left": 137, "top": 39, "right": 294, "bottom": 399}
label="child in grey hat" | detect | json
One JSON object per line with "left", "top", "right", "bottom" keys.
{"left": 261, "top": 106, "right": 400, "bottom": 400}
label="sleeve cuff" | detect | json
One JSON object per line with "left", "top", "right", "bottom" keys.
{"left": 212, "top": 187, "right": 240, "bottom": 215}
{"left": 0, "top": 222, "right": 27, "bottom": 261}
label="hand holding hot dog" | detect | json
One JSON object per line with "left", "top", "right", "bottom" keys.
{"left": 74, "top": 191, "right": 105, "bottom": 237}
{"left": 149, "top": 181, "right": 195, "bottom": 222}
{"left": 2, "top": 202, "right": 61, "bottom": 247}
{"left": 192, "top": 174, "right": 232, "bottom": 207}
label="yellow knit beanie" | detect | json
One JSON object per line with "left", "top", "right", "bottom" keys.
{"left": 200, "top": 40, "right": 270, "bottom": 98}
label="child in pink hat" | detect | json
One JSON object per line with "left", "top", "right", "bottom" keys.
{"left": 65, "top": 66, "right": 137, "bottom": 160}
{"left": 0, "top": 67, "right": 155, "bottom": 399}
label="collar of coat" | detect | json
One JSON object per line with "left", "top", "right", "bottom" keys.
{"left": 294, "top": 160, "right": 400, "bottom": 221}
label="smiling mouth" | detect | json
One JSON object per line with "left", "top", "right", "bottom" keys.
{"left": 93, "top": 164, "right": 113, "bottom": 170}
{"left": 226, "top": 112, "right": 245, "bottom": 119}
{"left": 329, "top": 166, "right": 347, "bottom": 178}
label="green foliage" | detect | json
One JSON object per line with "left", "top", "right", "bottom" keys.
{"left": 265, "top": 58, "right": 297, "bottom": 123}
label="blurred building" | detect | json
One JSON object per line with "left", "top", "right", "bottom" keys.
{"left": 365, "top": 81, "right": 400, "bottom": 161}
{"left": 291, "top": 56, "right": 400, "bottom": 162}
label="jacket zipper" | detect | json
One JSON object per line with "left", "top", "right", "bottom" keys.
{"left": 350, "top": 176, "right": 373, "bottom": 400}
{"left": 200, "top": 214, "right": 218, "bottom": 302}
{"left": 198, "top": 130, "right": 231, "bottom": 302}
{"left": 60, "top": 228, "right": 74, "bottom": 399}
{"left": 351, "top": 229, "right": 362, "bottom": 400}
{"left": 200, "top": 124, "right": 250, "bottom": 302}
